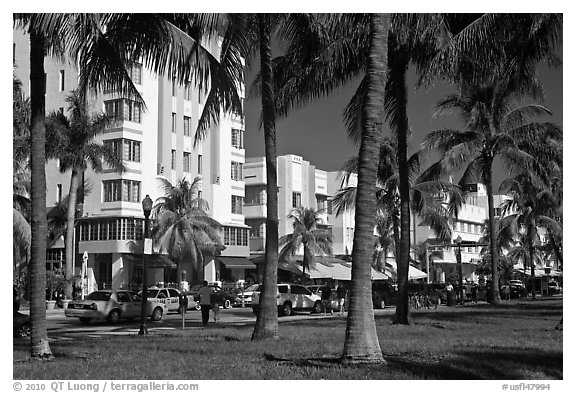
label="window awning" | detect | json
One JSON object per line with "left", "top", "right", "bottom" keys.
{"left": 124, "top": 254, "right": 177, "bottom": 268}
{"left": 218, "top": 256, "right": 256, "bottom": 269}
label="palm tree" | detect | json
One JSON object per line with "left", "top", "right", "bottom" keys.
{"left": 152, "top": 177, "right": 223, "bottom": 284}
{"left": 279, "top": 207, "right": 333, "bottom": 280}
{"left": 14, "top": 12, "right": 243, "bottom": 358}
{"left": 423, "top": 14, "right": 562, "bottom": 304}
{"left": 499, "top": 171, "right": 563, "bottom": 300}
{"left": 423, "top": 84, "right": 562, "bottom": 304}
{"left": 45, "top": 89, "right": 124, "bottom": 297}
{"left": 334, "top": 138, "right": 462, "bottom": 323}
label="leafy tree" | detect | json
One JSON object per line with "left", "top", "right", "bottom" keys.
{"left": 279, "top": 207, "right": 333, "bottom": 280}
{"left": 151, "top": 177, "right": 223, "bottom": 284}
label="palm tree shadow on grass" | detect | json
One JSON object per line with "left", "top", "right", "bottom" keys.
{"left": 385, "top": 347, "right": 562, "bottom": 379}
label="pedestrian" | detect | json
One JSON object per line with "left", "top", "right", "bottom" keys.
{"left": 211, "top": 290, "right": 221, "bottom": 323}
{"left": 321, "top": 283, "right": 333, "bottom": 315}
{"left": 471, "top": 283, "right": 478, "bottom": 304}
{"left": 198, "top": 281, "right": 214, "bottom": 327}
{"left": 336, "top": 284, "right": 347, "bottom": 316}
{"left": 503, "top": 283, "right": 511, "bottom": 301}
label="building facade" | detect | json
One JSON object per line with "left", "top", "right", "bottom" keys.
{"left": 243, "top": 154, "right": 356, "bottom": 258}
{"left": 14, "top": 29, "right": 253, "bottom": 291}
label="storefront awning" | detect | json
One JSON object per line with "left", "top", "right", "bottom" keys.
{"left": 124, "top": 254, "right": 177, "bottom": 268}
{"left": 218, "top": 256, "right": 256, "bottom": 269}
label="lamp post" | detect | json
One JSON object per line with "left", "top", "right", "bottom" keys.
{"left": 454, "top": 236, "right": 464, "bottom": 305}
{"left": 138, "top": 194, "right": 153, "bottom": 336}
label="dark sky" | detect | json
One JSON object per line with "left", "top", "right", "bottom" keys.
{"left": 243, "top": 57, "right": 563, "bottom": 181}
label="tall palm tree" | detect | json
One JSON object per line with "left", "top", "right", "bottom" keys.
{"left": 279, "top": 207, "right": 333, "bottom": 280}
{"left": 15, "top": 12, "right": 243, "bottom": 358}
{"left": 45, "top": 89, "right": 124, "bottom": 297}
{"left": 198, "top": 13, "right": 336, "bottom": 341}
{"left": 152, "top": 177, "right": 223, "bottom": 284}
{"left": 499, "top": 170, "right": 562, "bottom": 300}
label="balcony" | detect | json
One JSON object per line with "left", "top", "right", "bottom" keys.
{"left": 249, "top": 237, "right": 265, "bottom": 252}
{"left": 244, "top": 203, "right": 267, "bottom": 219}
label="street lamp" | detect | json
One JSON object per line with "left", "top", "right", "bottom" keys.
{"left": 454, "top": 235, "right": 464, "bottom": 305}
{"left": 138, "top": 194, "right": 153, "bottom": 336}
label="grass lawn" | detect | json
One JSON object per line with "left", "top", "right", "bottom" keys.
{"left": 13, "top": 298, "right": 562, "bottom": 380}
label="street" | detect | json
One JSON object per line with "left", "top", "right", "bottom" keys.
{"left": 35, "top": 306, "right": 395, "bottom": 341}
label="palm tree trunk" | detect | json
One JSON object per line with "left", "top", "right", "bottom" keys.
{"left": 64, "top": 169, "right": 80, "bottom": 298}
{"left": 484, "top": 163, "right": 501, "bottom": 304}
{"left": 342, "top": 13, "right": 389, "bottom": 365}
{"left": 252, "top": 14, "right": 279, "bottom": 341}
{"left": 548, "top": 234, "right": 562, "bottom": 270}
{"left": 302, "top": 241, "right": 310, "bottom": 281}
{"left": 29, "top": 30, "right": 53, "bottom": 359}
{"left": 528, "top": 224, "right": 536, "bottom": 300}
{"left": 390, "top": 40, "right": 412, "bottom": 325}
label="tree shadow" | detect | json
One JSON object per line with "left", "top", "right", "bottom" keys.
{"left": 385, "top": 346, "right": 562, "bottom": 379}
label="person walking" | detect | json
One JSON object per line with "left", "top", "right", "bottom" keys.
{"left": 321, "top": 283, "right": 333, "bottom": 315}
{"left": 471, "top": 283, "right": 478, "bottom": 304}
{"left": 198, "top": 281, "right": 214, "bottom": 327}
{"left": 336, "top": 284, "right": 347, "bottom": 316}
{"left": 211, "top": 290, "right": 221, "bottom": 323}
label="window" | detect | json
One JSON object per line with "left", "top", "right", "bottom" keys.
{"left": 292, "top": 192, "right": 301, "bottom": 208}
{"left": 104, "top": 139, "right": 141, "bottom": 162}
{"left": 183, "top": 152, "right": 191, "bottom": 172}
{"left": 59, "top": 70, "right": 65, "bottom": 91}
{"left": 171, "top": 77, "right": 177, "bottom": 96}
{"left": 171, "top": 150, "right": 176, "bottom": 170}
{"left": 130, "top": 63, "right": 142, "bottom": 85}
{"left": 222, "top": 227, "right": 249, "bottom": 246}
{"left": 197, "top": 155, "right": 203, "bottom": 174}
{"left": 231, "top": 195, "right": 243, "bottom": 214}
{"left": 327, "top": 199, "right": 333, "bottom": 214}
{"left": 231, "top": 161, "right": 243, "bottom": 181}
{"left": 171, "top": 113, "right": 176, "bottom": 133}
{"left": 56, "top": 184, "right": 62, "bottom": 203}
{"left": 184, "top": 82, "right": 191, "bottom": 101}
{"left": 184, "top": 116, "right": 191, "bottom": 136}
{"left": 104, "top": 99, "right": 141, "bottom": 123}
{"left": 103, "top": 180, "right": 141, "bottom": 202}
{"left": 231, "top": 128, "right": 244, "bottom": 149}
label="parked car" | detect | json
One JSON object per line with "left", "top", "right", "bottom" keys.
{"left": 64, "top": 290, "right": 167, "bottom": 324}
{"left": 236, "top": 284, "right": 261, "bottom": 306}
{"left": 508, "top": 280, "right": 526, "bottom": 298}
{"left": 306, "top": 284, "right": 341, "bottom": 311}
{"left": 252, "top": 283, "right": 322, "bottom": 316}
{"left": 547, "top": 281, "right": 562, "bottom": 295}
{"left": 188, "top": 283, "right": 237, "bottom": 309}
{"left": 139, "top": 287, "right": 196, "bottom": 313}
{"left": 372, "top": 281, "right": 398, "bottom": 309}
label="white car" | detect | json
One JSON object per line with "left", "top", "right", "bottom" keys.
{"left": 251, "top": 283, "right": 322, "bottom": 316}
{"left": 65, "top": 290, "right": 167, "bottom": 324}
{"left": 140, "top": 287, "right": 196, "bottom": 313}
{"left": 236, "top": 284, "right": 260, "bottom": 306}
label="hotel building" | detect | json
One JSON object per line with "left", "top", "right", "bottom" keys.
{"left": 13, "top": 29, "right": 253, "bottom": 291}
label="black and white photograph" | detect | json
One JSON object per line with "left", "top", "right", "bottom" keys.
{"left": 8, "top": 3, "right": 567, "bottom": 388}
